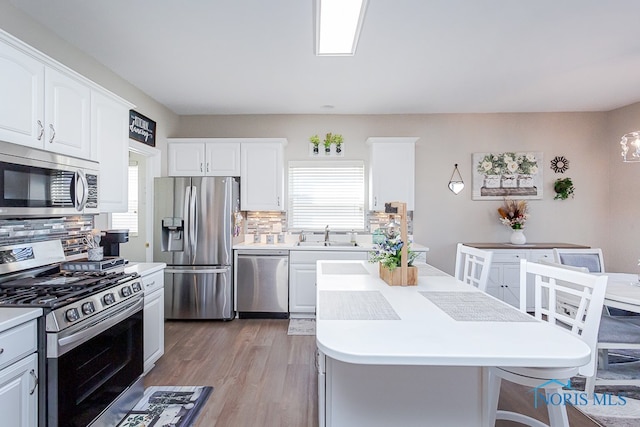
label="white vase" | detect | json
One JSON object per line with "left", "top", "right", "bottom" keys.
{"left": 510, "top": 229, "right": 526, "bottom": 245}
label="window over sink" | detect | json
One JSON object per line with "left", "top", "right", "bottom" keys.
{"left": 288, "top": 160, "right": 365, "bottom": 230}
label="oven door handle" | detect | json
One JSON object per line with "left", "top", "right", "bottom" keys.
{"left": 53, "top": 297, "right": 143, "bottom": 357}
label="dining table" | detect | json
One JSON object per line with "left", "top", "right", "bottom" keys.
{"left": 315, "top": 261, "right": 593, "bottom": 427}
{"left": 598, "top": 272, "right": 640, "bottom": 314}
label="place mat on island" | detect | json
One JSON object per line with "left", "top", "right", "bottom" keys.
{"left": 419, "top": 291, "right": 535, "bottom": 322}
{"left": 416, "top": 264, "right": 449, "bottom": 276}
{"left": 318, "top": 290, "right": 400, "bottom": 320}
{"left": 321, "top": 262, "right": 370, "bottom": 275}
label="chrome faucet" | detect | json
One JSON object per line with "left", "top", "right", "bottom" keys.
{"left": 299, "top": 230, "right": 306, "bottom": 242}
{"left": 324, "top": 225, "right": 330, "bottom": 242}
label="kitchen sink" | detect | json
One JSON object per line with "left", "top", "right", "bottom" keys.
{"left": 295, "top": 241, "right": 359, "bottom": 247}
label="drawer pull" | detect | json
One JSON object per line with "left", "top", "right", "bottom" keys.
{"left": 146, "top": 281, "right": 155, "bottom": 288}
{"left": 29, "top": 369, "right": 38, "bottom": 395}
{"left": 0, "top": 348, "right": 3, "bottom": 355}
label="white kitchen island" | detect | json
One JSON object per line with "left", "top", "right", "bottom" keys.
{"left": 315, "top": 261, "right": 592, "bottom": 427}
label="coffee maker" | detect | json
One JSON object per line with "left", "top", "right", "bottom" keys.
{"left": 100, "top": 229, "right": 129, "bottom": 257}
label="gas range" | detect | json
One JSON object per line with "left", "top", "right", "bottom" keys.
{"left": 0, "top": 270, "right": 142, "bottom": 331}
{"left": 0, "top": 240, "right": 142, "bottom": 332}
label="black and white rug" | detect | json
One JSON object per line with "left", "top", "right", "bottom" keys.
{"left": 117, "top": 386, "right": 213, "bottom": 427}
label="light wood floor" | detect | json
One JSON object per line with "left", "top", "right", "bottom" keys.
{"left": 143, "top": 319, "right": 602, "bottom": 427}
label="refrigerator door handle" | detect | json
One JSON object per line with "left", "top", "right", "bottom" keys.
{"left": 165, "top": 267, "right": 230, "bottom": 274}
{"left": 183, "top": 185, "right": 192, "bottom": 259}
{"left": 190, "top": 185, "right": 198, "bottom": 263}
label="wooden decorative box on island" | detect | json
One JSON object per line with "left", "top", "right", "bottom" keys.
{"left": 379, "top": 264, "right": 418, "bottom": 286}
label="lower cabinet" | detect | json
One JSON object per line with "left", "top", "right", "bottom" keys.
{"left": 289, "top": 250, "right": 369, "bottom": 317}
{"left": 484, "top": 249, "right": 554, "bottom": 311}
{"left": 142, "top": 269, "right": 165, "bottom": 374}
{"left": 0, "top": 317, "right": 38, "bottom": 427}
{"left": 0, "top": 353, "right": 37, "bottom": 427}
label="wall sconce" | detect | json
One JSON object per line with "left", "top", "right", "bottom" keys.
{"left": 621, "top": 132, "right": 640, "bottom": 162}
{"left": 448, "top": 164, "right": 464, "bottom": 194}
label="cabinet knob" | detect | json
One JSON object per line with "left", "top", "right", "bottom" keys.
{"left": 0, "top": 348, "right": 3, "bottom": 354}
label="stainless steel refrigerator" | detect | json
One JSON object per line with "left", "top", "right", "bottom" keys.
{"left": 154, "top": 176, "right": 239, "bottom": 320}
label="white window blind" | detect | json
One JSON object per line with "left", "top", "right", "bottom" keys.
{"left": 112, "top": 163, "right": 139, "bottom": 235}
{"left": 288, "top": 161, "right": 365, "bottom": 230}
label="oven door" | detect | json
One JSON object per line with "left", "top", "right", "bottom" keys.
{"left": 46, "top": 297, "right": 144, "bottom": 427}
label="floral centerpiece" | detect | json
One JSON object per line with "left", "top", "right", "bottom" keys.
{"left": 369, "top": 235, "right": 419, "bottom": 271}
{"left": 497, "top": 199, "right": 529, "bottom": 230}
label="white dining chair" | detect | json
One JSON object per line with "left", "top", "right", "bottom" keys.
{"left": 487, "top": 260, "right": 608, "bottom": 427}
{"left": 553, "top": 248, "right": 605, "bottom": 273}
{"left": 544, "top": 260, "right": 640, "bottom": 395}
{"left": 454, "top": 243, "right": 493, "bottom": 292}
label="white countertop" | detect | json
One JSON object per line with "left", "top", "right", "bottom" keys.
{"left": 125, "top": 262, "right": 166, "bottom": 276}
{"left": 315, "top": 260, "right": 591, "bottom": 368}
{"left": 233, "top": 241, "right": 429, "bottom": 252}
{"left": 0, "top": 307, "right": 42, "bottom": 333}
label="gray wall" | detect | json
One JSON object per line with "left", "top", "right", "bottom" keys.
{"left": 1, "top": 4, "right": 638, "bottom": 274}
{"left": 176, "top": 113, "right": 620, "bottom": 275}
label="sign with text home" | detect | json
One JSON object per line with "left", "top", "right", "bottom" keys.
{"left": 129, "top": 110, "right": 156, "bottom": 146}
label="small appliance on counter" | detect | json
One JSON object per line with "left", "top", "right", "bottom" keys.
{"left": 100, "top": 229, "right": 129, "bottom": 256}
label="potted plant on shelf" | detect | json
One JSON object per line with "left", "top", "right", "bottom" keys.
{"left": 554, "top": 177, "right": 575, "bottom": 200}
{"left": 333, "top": 134, "right": 344, "bottom": 154}
{"left": 309, "top": 134, "right": 320, "bottom": 155}
{"left": 323, "top": 133, "right": 333, "bottom": 154}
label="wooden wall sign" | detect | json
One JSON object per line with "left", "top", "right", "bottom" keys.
{"left": 129, "top": 110, "right": 156, "bottom": 146}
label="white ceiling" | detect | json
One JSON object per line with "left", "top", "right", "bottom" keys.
{"left": 11, "top": 0, "right": 640, "bottom": 115}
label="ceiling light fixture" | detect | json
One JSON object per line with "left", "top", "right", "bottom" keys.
{"left": 315, "top": 0, "right": 368, "bottom": 56}
{"left": 620, "top": 131, "right": 640, "bottom": 162}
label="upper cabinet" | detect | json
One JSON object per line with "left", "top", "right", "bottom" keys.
{"left": 0, "top": 29, "right": 135, "bottom": 212}
{"left": 0, "top": 41, "right": 45, "bottom": 148}
{"left": 167, "top": 139, "right": 241, "bottom": 176}
{"left": 45, "top": 67, "right": 92, "bottom": 159}
{"left": 93, "top": 90, "right": 132, "bottom": 212}
{"left": 241, "top": 139, "right": 286, "bottom": 211}
{"left": 367, "top": 137, "right": 418, "bottom": 211}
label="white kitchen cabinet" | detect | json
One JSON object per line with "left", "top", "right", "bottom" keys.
{"left": 367, "top": 137, "right": 418, "bottom": 211}
{"left": 44, "top": 67, "right": 92, "bottom": 159}
{"left": 142, "top": 269, "right": 165, "bottom": 374}
{"left": 93, "top": 90, "right": 132, "bottom": 212}
{"left": 167, "top": 139, "right": 241, "bottom": 176}
{"left": 0, "top": 317, "right": 39, "bottom": 427}
{"left": 241, "top": 140, "right": 286, "bottom": 211}
{"left": 0, "top": 353, "right": 38, "bottom": 427}
{"left": 0, "top": 41, "right": 45, "bottom": 149}
{"left": 289, "top": 250, "right": 368, "bottom": 317}
{"left": 0, "top": 30, "right": 133, "bottom": 164}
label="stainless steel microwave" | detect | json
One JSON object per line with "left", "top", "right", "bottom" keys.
{"left": 0, "top": 141, "right": 99, "bottom": 217}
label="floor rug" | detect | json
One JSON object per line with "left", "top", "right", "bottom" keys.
{"left": 287, "top": 318, "right": 315, "bottom": 335}
{"left": 117, "top": 386, "right": 213, "bottom": 427}
{"left": 570, "top": 358, "right": 640, "bottom": 427}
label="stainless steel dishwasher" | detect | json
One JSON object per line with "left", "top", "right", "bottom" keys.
{"left": 236, "top": 249, "right": 289, "bottom": 318}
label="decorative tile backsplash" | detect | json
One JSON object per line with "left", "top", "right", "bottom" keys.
{"left": 245, "top": 211, "right": 412, "bottom": 235}
{"left": 0, "top": 216, "right": 95, "bottom": 258}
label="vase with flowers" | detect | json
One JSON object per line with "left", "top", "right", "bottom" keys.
{"left": 309, "top": 134, "right": 320, "bottom": 155}
{"left": 497, "top": 198, "right": 529, "bottom": 245}
{"left": 369, "top": 235, "right": 419, "bottom": 285}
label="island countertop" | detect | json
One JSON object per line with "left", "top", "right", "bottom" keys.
{"left": 315, "top": 261, "right": 591, "bottom": 368}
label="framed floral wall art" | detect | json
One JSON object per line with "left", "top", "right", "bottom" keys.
{"left": 472, "top": 152, "right": 543, "bottom": 200}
